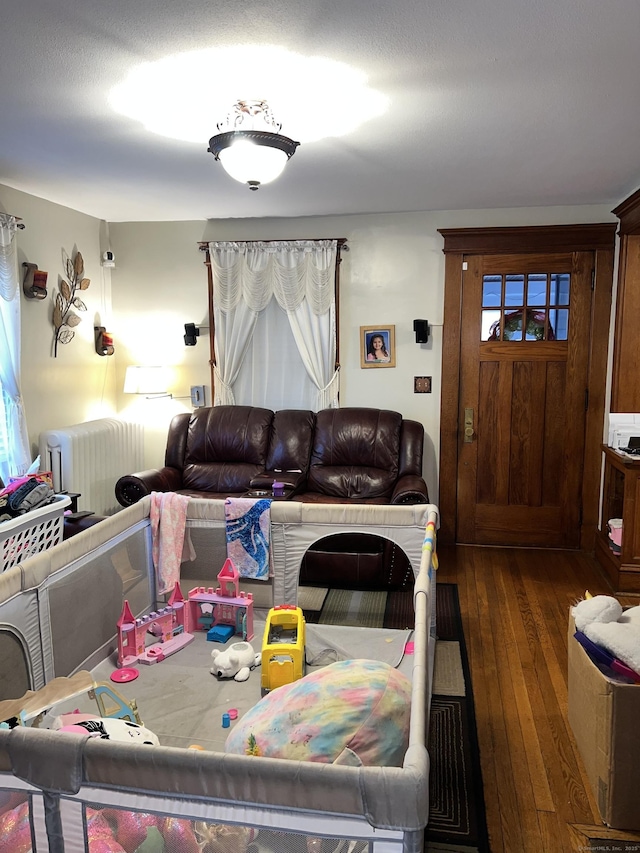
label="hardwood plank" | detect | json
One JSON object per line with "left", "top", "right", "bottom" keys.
{"left": 513, "top": 552, "right": 595, "bottom": 828}
{"left": 487, "top": 560, "right": 547, "bottom": 850}
{"left": 473, "top": 548, "right": 524, "bottom": 852}
{"left": 435, "top": 544, "right": 640, "bottom": 853}
{"left": 537, "top": 810, "right": 566, "bottom": 853}
{"left": 444, "top": 545, "right": 505, "bottom": 853}
{"left": 497, "top": 562, "right": 555, "bottom": 814}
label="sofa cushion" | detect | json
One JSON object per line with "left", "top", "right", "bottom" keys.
{"left": 307, "top": 408, "right": 402, "bottom": 499}
{"left": 182, "top": 406, "right": 273, "bottom": 493}
{"left": 265, "top": 409, "right": 316, "bottom": 473}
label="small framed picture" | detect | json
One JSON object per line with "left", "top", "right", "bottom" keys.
{"left": 360, "top": 325, "right": 396, "bottom": 368}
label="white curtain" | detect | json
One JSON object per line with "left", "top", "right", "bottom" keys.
{"left": 209, "top": 240, "right": 339, "bottom": 410}
{"left": 0, "top": 214, "right": 31, "bottom": 482}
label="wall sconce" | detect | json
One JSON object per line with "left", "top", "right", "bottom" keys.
{"left": 22, "top": 262, "right": 48, "bottom": 300}
{"left": 95, "top": 326, "right": 115, "bottom": 356}
{"left": 124, "top": 366, "right": 171, "bottom": 399}
{"left": 184, "top": 323, "right": 209, "bottom": 346}
{"left": 413, "top": 319, "right": 430, "bottom": 344}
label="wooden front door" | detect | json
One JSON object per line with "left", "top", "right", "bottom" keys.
{"left": 456, "top": 251, "right": 593, "bottom": 547}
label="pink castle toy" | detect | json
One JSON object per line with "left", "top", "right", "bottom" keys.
{"left": 116, "top": 582, "right": 194, "bottom": 667}
{"left": 185, "top": 558, "right": 254, "bottom": 641}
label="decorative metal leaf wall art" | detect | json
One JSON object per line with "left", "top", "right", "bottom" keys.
{"left": 53, "top": 249, "right": 90, "bottom": 356}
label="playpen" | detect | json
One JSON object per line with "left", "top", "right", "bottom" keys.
{"left": 0, "top": 498, "right": 438, "bottom": 853}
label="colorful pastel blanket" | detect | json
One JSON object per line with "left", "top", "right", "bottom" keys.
{"left": 224, "top": 498, "right": 271, "bottom": 580}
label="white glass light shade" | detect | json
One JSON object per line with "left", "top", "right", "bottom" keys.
{"left": 124, "top": 366, "right": 169, "bottom": 396}
{"left": 218, "top": 139, "right": 288, "bottom": 186}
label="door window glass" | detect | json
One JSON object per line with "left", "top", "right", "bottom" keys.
{"left": 504, "top": 275, "right": 524, "bottom": 306}
{"left": 550, "top": 273, "right": 570, "bottom": 306}
{"left": 481, "top": 310, "right": 501, "bottom": 340}
{"left": 481, "top": 272, "right": 570, "bottom": 341}
{"left": 482, "top": 275, "right": 501, "bottom": 307}
{"left": 527, "top": 274, "right": 547, "bottom": 306}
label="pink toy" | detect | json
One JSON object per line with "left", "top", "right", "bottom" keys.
{"left": 0, "top": 800, "right": 31, "bottom": 853}
{"left": 58, "top": 724, "right": 92, "bottom": 735}
{"left": 185, "top": 558, "right": 254, "bottom": 641}
{"left": 116, "top": 582, "right": 194, "bottom": 667}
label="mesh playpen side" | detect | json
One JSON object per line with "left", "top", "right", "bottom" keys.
{"left": 0, "top": 500, "right": 438, "bottom": 853}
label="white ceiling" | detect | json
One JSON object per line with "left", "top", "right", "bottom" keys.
{"left": 2, "top": 0, "right": 640, "bottom": 222}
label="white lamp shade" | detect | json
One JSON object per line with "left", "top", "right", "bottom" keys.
{"left": 124, "top": 366, "right": 169, "bottom": 395}
{"left": 218, "top": 140, "right": 288, "bottom": 185}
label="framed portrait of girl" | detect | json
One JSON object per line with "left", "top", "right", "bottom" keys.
{"left": 360, "top": 325, "right": 396, "bottom": 368}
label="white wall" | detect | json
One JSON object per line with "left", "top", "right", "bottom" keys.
{"left": 108, "top": 221, "right": 213, "bottom": 471}
{"left": 110, "top": 204, "right": 616, "bottom": 501}
{"left": 0, "top": 184, "right": 117, "bottom": 462}
{"left": 0, "top": 182, "right": 618, "bottom": 502}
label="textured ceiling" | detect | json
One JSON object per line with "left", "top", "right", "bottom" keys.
{"left": 1, "top": 0, "right": 640, "bottom": 222}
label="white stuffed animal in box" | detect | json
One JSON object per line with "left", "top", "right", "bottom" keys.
{"left": 572, "top": 592, "right": 640, "bottom": 675}
{"left": 210, "top": 641, "right": 260, "bottom": 682}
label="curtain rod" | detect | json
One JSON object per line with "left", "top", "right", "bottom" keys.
{"left": 0, "top": 213, "right": 25, "bottom": 229}
{"left": 198, "top": 237, "right": 348, "bottom": 251}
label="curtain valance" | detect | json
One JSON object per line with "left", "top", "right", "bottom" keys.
{"left": 208, "top": 239, "right": 337, "bottom": 315}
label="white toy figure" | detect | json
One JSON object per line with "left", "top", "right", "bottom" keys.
{"left": 572, "top": 592, "right": 640, "bottom": 675}
{"left": 210, "top": 641, "right": 261, "bottom": 682}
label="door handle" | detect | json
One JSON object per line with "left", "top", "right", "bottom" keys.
{"left": 464, "top": 407, "right": 475, "bottom": 443}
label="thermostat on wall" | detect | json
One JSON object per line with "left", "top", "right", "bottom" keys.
{"left": 190, "top": 385, "right": 205, "bottom": 407}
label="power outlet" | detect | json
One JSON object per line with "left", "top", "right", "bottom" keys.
{"left": 414, "top": 376, "right": 432, "bottom": 393}
{"left": 190, "top": 385, "right": 206, "bottom": 407}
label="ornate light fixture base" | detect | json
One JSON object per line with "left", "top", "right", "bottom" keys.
{"left": 208, "top": 100, "right": 300, "bottom": 190}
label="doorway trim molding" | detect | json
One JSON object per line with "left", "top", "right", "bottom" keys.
{"left": 438, "top": 223, "right": 617, "bottom": 546}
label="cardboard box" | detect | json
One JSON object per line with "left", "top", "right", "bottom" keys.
{"left": 567, "top": 615, "right": 640, "bottom": 830}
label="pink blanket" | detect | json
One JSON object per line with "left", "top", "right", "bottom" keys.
{"left": 150, "top": 492, "right": 195, "bottom": 594}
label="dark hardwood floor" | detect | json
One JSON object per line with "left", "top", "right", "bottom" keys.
{"left": 436, "top": 543, "right": 640, "bottom": 853}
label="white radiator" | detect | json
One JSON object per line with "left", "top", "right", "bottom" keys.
{"left": 39, "top": 419, "right": 144, "bottom": 516}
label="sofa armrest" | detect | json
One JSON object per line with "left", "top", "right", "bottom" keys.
{"left": 115, "top": 467, "right": 184, "bottom": 507}
{"left": 390, "top": 474, "right": 429, "bottom": 505}
{"left": 249, "top": 470, "right": 307, "bottom": 494}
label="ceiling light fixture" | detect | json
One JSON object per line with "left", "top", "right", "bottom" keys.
{"left": 208, "top": 100, "right": 299, "bottom": 191}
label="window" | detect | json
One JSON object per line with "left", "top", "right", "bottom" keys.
{"left": 205, "top": 239, "right": 345, "bottom": 411}
{"left": 0, "top": 390, "right": 9, "bottom": 476}
{"left": 481, "top": 272, "right": 570, "bottom": 342}
{"left": 0, "top": 213, "right": 31, "bottom": 482}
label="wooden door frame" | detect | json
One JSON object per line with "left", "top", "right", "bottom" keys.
{"left": 438, "top": 224, "right": 617, "bottom": 546}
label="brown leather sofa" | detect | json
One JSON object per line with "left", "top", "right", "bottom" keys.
{"left": 115, "top": 405, "right": 428, "bottom": 589}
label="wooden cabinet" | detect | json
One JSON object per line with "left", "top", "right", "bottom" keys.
{"left": 611, "top": 188, "right": 640, "bottom": 412}
{"left": 595, "top": 187, "right": 640, "bottom": 590}
{"left": 594, "top": 445, "right": 640, "bottom": 592}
